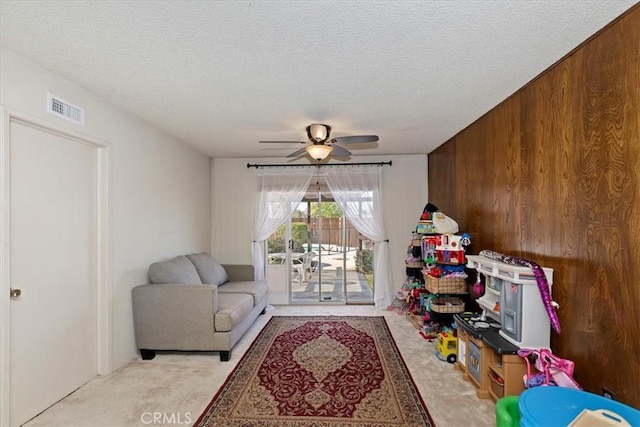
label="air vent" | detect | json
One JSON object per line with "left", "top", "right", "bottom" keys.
{"left": 47, "top": 93, "right": 85, "bottom": 125}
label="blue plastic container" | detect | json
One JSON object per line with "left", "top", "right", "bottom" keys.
{"left": 519, "top": 387, "right": 640, "bottom": 427}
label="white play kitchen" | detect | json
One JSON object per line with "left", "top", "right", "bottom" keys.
{"left": 454, "top": 252, "right": 555, "bottom": 401}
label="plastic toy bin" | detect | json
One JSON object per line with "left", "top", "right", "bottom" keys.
{"left": 518, "top": 387, "right": 640, "bottom": 427}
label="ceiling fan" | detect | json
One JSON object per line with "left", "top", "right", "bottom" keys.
{"left": 259, "top": 124, "right": 379, "bottom": 160}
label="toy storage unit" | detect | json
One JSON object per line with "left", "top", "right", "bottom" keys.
{"left": 466, "top": 254, "right": 554, "bottom": 349}
{"left": 421, "top": 233, "right": 468, "bottom": 320}
{"left": 400, "top": 207, "right": 470, "bottom": 336}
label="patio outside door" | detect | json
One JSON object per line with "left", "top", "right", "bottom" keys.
{"left": 267, "top": 193, "right": 374, "bottom": 304}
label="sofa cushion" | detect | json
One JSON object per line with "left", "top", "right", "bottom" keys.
{"left": 215, "top": 293, "right": 254, "bottom": 332}
{"left": 149, "top": 255, "right": 202, "bottom": 284}
{"left": 217, "top": 280, "right": 268, "bottom": 306}
{"left": 186, "top": 252, "right": 229, "bottom": 286}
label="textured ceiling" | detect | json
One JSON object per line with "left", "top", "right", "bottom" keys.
{"left": 1, "top": 0, "right": 637, "bottom": 159}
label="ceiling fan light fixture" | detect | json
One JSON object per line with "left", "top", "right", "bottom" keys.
{"left": 307, "top": 123, "right": 331, "bottom": 142}
{"left": 259, "top": 123, "right": 377, "bottom": 161}
{"left": 306, "top": 144, "right": 333, "bottom": 160}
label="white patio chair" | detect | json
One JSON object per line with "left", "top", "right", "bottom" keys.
{"left": 293, "top": 251, "right": 317, "bottom": 284}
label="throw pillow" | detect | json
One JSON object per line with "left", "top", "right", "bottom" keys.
{"left": 148, "top": 255, "right": 202, "bottom": 284}
{"left": 186, "top": 252, "right": 229, "bottom": 286}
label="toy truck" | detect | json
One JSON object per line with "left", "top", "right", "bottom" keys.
{"left": 435, "top": 332, "right": 458, "bottom": 363}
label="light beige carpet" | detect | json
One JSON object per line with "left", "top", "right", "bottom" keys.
{"left": 24, "top": 306, "right": 496, "bottom": 427}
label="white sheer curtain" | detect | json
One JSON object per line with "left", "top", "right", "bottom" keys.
{"left": 323, "top": 166, "right": 393, "bottom": 308}
{"left": 252, "top": 168, "right": 314, "bottom": 280}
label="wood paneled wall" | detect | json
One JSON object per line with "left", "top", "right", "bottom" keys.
{"left": 429, "top": 6, "right": 640, "bottom": 407}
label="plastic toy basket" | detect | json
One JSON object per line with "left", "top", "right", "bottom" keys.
{"left": 430, "top": 296, "right": 465, "bottom": 314}
{"left": 425, "top": 275, "right": 467, "bottom": 294}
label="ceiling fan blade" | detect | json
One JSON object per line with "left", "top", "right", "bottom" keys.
{"left": 330, "top": 135, "right": 379, "bottom": 144}
{"left": 259, "top": 140, "right": 306, "bottom": 144}
{"left": 286, "top": 147, "right": 309, "bottom": 158}
{"left": 330, "top": 144, "right": 352, "bottom": 157}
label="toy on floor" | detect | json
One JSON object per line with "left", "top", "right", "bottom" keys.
{"left": 420, "top": 320, "right": 439, "bottom": 340}
{"left": 387, "top": 280, "right": 412, "bottom": 314}
{"left": 406, "top": 291, "right": 420, "bottom": 314}
{"left": 435, "top": 332, "right": 458, "bottom": 363}
{"left": 404, "top": 281, "right": 425, "bottom": 315}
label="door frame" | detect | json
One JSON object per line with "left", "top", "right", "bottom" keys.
{"left": 0, "top": 108, "right": 112, "bottom": 425}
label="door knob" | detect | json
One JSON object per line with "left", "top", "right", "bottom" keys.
{"left": 10, "top": 288, "right": 22, "bottom": 298}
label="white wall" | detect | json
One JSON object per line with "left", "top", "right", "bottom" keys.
{"left": 1, "top": 50, "right": 212, "bottom": 370}
{"left": 211, "top": 154, "right": 428, "bottom": 302}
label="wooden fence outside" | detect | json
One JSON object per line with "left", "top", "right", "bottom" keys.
{"left": 293, "top": 217, "right": 369, "bottom": 250}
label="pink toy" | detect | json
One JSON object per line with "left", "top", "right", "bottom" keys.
{"left": 472, "top": 272, "right": 485, "bottom": 298}
{"left": 518, "top": 348, "right": 581, "bottom": 389}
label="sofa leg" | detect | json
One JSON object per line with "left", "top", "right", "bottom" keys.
{"left": 140, "top": 349, "right": 156, "bottom": 360}
{"left": 220, "top": 351, "right": 231, "bottom": 362}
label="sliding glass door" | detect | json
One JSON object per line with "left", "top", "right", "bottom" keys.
{"left": 302, "top": 196, "right": 347, "bottom": 303}
{"left": 265, "top": 191, "right": 373, "bottom": 304}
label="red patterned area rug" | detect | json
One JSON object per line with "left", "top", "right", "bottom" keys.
{"left": 195, "top": 316, "right": 434, "bottom": 427}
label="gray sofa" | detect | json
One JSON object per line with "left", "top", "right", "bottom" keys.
{"left": 131, "top": 252, "right": 268, "bottom": 361}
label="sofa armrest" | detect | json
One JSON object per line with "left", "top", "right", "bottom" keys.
{"left": 132, "top": 284, "right": 218, "bottom": 351}
{"left": 222, "top": 264, "right": 255, "bottom": 282}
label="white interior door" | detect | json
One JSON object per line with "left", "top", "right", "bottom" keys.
{"left": 9, "top": 120, "right": 98, "bottom": 426}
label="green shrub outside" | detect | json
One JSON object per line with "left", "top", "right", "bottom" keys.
{"left": 355, "top": 249, "right": 373, "bottom": 273}
{"left": 267, "top": 223, "right": 308, "bottom": 253}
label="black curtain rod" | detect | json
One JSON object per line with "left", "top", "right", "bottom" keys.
{"left": 246, "top": 161, "right": 392, "bottom": 169}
